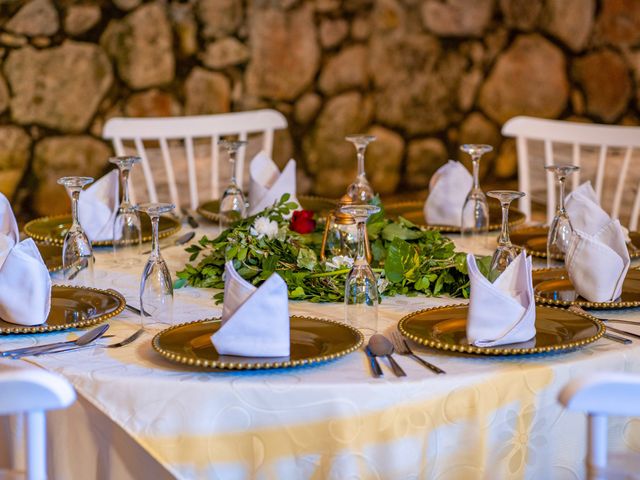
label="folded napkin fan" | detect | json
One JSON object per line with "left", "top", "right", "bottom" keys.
{"left": 211, "top": 261, "right": 290, "bottom": 357}
{"left": 565, "top": 182, "right": 630, "bottom": 302}
{"left": 466, "top": 252, "right": 536, "bottom": 347}
{"left": 0, "top": 194, "right": 51, "bottom": 326}
{"left": 248, "top": 152, "right": 298, "bottom": 216}
{"left": 78, "top": 169, "right": 120, "bottom": 242}
{"left": 424, "top": 160, "right": 473, "bottom": 226}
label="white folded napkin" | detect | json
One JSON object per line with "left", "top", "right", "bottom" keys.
{"left": 466, "top": 252, "right": 536, "bottom": 347}
{"left": 78, "top": 169, "right": 120, "bottom": 242}
{"left": 424, "top": 160, "right": 473, "bottom": 226}
{"left": 248, "top": 151, "right": 298, "bottom": 215}
{"left": 0, "top": 194, "right": 51, "bottom": 326}
{"left": 565, "top": 182, "right": 611, "bottom": 234}
{"left": 211, "top": 261, "right": 290, "bottom": 357}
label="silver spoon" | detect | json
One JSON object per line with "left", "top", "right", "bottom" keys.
{"left": 368, "top": 334, "right": 407, "bottom": 377}
{"left": 142, "top": 231, "right": 195, "bottom": 255}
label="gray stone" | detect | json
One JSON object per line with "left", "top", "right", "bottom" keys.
{"left": 500, "top": 0, "right": 543, "bottom": 30}
{"left": 0, "top": 126, "right": 31, "bottom": 199}
{"left": 573, "top": 49, "right": 631, "bottom": 122}
{"left": 245, "top": 3, "right": 320, "bottom": 101}
{"left": 64, "top": 5, "right": 102, "bottom": 37}
{"left": 124, "top": 90, "right": 182, "bottom": 117}
{"left": 478, "top": 34, "right": 569, "bottom": 124}
{"left": 294, "top": 92, "right": 322, "bottom": 125}
{"left": 318, "top": 45, "right": 368, "bottom": 95}
{"left": 101, "top": 2, "right": 174, "bottom": 90}
{"left": 458, "top": 68, "right": 483, "bottom": 112}
{"left": 422, "top": 0, "right": 494, "bottom": 37}
{"left": 594, "top": 0, "right": 640, "bottom": 46}
{"left": 303, "top": 92, "right": 374, "bottom": 197}
{"left": 201, "top": 37, "right": 250, "bottom": 69}
{"left": 319, "top": 18, "right": 349, "bottom": 49}
{"left": 366, "top": 125, "right": 404, "bottom": 194}
{"left": 184, "top": 67, "right": 231, "bottom": 115}
{"left": 33, "top": 136, "right": 111, "bottom": 216}
{"left": 197, "top": 0, "right": 243, "bottom": 39}
{"left": 5, "top": 42, "right": 113, "bottom": 133}
{"left": 5, "top": 0, "right": 59, "bottom": 37}
{"left": 543, "top": 0, "right": 595, "bottom": 52}
{"left": 405, "top": 138, "right": 448, "bottom": 189}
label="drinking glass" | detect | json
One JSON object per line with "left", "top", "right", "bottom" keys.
{"left": 340, "top": 204, "right": 381, "bottom": 335}
{"left": 58, "top": 176, "right": 94, "bottom": 285}
{"left": 137, "top": 203, "right": 175, "bottom": 326}
{"left": 545, "top": 164, "right": 580, "bottom": 265}
{"left": 460, "top": 144, "right": 493, "bottom": 238}
{"left": 219, "top": 139, "right": 247, "bottom": 227}
{"left": 487, "top": 190, "right": 526, "bottom": 281}
{"left": 346, "top": 134, "right": 376, "bottom": 203}
{"left": 110, "top": 156, "right": 142, "bottom": 264}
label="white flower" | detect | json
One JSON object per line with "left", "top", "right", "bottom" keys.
{"left": 325, "top": 255, "right": 354, "bottom": 271}
{"left": 250, "top": 216, "right": 279, "bottom": 240}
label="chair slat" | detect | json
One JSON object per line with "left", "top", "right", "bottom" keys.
{"left": 515, "top": 136, "right": 531, "bottom": 219}
{"left": 211, "top": 135, "right": 220, "bottom": 200}
{"left": 571, "top": 142, "right": 580, "bottom": 191}
{"left": 133, "top": 138, "right": 158, "bottom": 203}
{"left": 544, "top": 139, "right": 556, "bottom": 224}
{"left": 159, "top": 138, "right": 180, "bottom": 209}
{"left": 263, "top": 129, "right": 274, "bottom": 158}
{"left": 184, "top": 136, "right": 198, "bottom": 210}
{"left": 630, "top": 180, "right": 640, "bottom": 231}
{"left": 594, "top": 145, "right": 608, "bottom": 204}
{"left": 237, "top": 131, "right": 248, "bottom": 192}
{"left": 612, "top": 147, "right": 632, "bottom": 220}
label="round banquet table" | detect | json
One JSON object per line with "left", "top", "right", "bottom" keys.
{"left": 1, "top": 225, "right": 640, "bottom": 480}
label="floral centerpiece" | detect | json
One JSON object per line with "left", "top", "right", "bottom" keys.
{"left": 176, "top": 195, "right": 488, "bottom": 303}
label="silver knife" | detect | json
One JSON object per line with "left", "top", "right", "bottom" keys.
{"left": 365, "top": 346, "right": 383, "bottom": 378}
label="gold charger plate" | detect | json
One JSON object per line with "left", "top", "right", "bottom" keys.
{"left": 0, "top": 285, "right": 125, "bottom": 334}
{"left": 37, "top": 243, "right": 63, "bottom": 273}
{"left": 533, "top": 267, "right": 640, "bottom": 309}
{"left": 197, "top": 195, "right": 337, "bottom": 222}
{"left": 511, "top": 226, "right": 640, "bottom": 260}
{"left": 24, "top": 214, "right": 181, "bottom": 247}
{"left": 385, "top": 200, "right": 526, "bottom": 232}
{"left": 152, "top": 316, "right": 364, "bottom": 370}
{"left": 398, "top": 304, "right": 604, "bottom": 355}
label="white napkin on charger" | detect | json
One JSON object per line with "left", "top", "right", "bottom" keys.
{"left": 466, "top": 252, "right": 536, "bottom": 347}
{"left": 564, "top": 182, "right": 630, "bottom": 302}
{"left": 248, "top": 152, "right": 298, "bottom": 215}
{"left": 211, "top": 261, "right": 290, "bottom": 357}
{"left": 424, "top": 160, "right": 473, "bottom": 226}
{"left": 78, "top": 169, "right": 119, "bottom": 242}
{"left": 0, "top": 194, "right": 51, "bottom": 326}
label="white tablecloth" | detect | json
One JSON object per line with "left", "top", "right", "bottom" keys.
{"left": 1, "top": 227, "right": 640, "bottom": 479}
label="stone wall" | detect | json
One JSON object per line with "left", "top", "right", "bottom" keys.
{"left": 0, "top": 0, "right": 639, "bottom": 217}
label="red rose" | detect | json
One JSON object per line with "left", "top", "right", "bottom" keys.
{"left": 290, "top": 210, "right": 316, "bottom": 234}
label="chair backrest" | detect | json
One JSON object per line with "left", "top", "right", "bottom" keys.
{"left": 103, "top": 109, "right": 288, "bottom": 210}
{"left": 0, "top": 368, "right": 76, "bottom": 480}
{"left": 559, "top": 373, "right": 640, "bottom": 479}
{"left": 502, "top": 116, "right": 640, "bottom": 229}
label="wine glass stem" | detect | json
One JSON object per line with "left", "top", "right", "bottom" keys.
{"left": 471, "top": 157, "right": 481, "bottom": 190}
{"left": 356, "top": 145, "right": 366, "bottom": 178}
{"left": 71, "top": 190, "right": 80, "bottom": 228}
{"left": 355, "top": 220, "right": 366, "bottom": 265}
{"left": 121, "top": 167, "right": 132, "bottom": 208}
{"left": 229, "top": 151, "right": 238, "bottom": 187}
{"left": 150, "top": 214, "right": 160, "bottom": 258}
{"left": 557, "top": 175, "right": 566, "bottom": 214}
{"left": 498, "top": 201, "right": 511, "bottom": 247}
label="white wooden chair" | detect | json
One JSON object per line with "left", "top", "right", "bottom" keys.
{"left": 102, "top": 109, "right": 288, "bottom": 210}
{"left": 0, "top": 368, "right": 75, "bottom": 480}
{"left": 502, "top": 116, "right": 640, "bottom": 229}
{"left": 559, "top": 373, "right": 640, "bottom": 480}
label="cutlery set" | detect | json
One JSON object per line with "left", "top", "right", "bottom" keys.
{"left": 365, "top": 332, "right": 446, "bottom": 378}
{"left": 569, "top": 305, "right": 640, "bottom": 344}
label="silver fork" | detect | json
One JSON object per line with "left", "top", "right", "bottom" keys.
{"left": 32, "top": 328, "right": 145, "bottom": 356}
{"left": 391, "top": 331, "right": 445, "bottom": 374}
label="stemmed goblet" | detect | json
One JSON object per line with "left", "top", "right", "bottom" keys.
{"left": 58, "top": 176, "right": 95, "bottom": 285}
{"left": 545, "top": 164, "right": 580, "bottom": 266}
{"left": 487, "top": 190, "right": 526, "bottom": 281}
{"left": 137, "top": 203, "right": 175, "bottom": 327}
{"left": 110, "top": 156, "right": 142, "bottom": 264}
{"left": 219, "top": 139, "right": 247, "bottom": 227}
{"left": 346, "top": 134, "right": 376, "bottom": 203}
{"left": 340, "top": 204, "right": 381, "bottom": 336}
{"left": 460, "top": 144, "right": 493, "bottom": 238}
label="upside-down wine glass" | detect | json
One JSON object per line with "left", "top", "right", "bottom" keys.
{"left": 219, "top": 139, "right": 247, "bottom": 228}
{"left": 110, "top": 156, "right": 142, "bottom": 264}
{"left": 58, "top": 176, "right": 95, "bottom": 285}
{"left": 137, "top": 203, "right": 175, "bottom": 327}
{"left": 487, "top": 190, "right": 526, "bottom": 281}
{"left": 346, "top": 134, "right": 376, "bottom": 203}
{"left": 545, "top": 164, "right": 580, "bottom": 267}
{"left": 341, "top": 204, "right": 381, "bottom": 336}
{"left": 460, "top": 144, "right": 493, "bottom": 238}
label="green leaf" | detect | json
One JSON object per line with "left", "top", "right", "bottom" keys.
{"left": 296, "top": 247, "right": 317, "bottom": 271}
{"left": 384, "top": 238, "right": 417, "bottom": 283}
{"left": 381, "top": 222, "right": 423, "bottom": 242}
